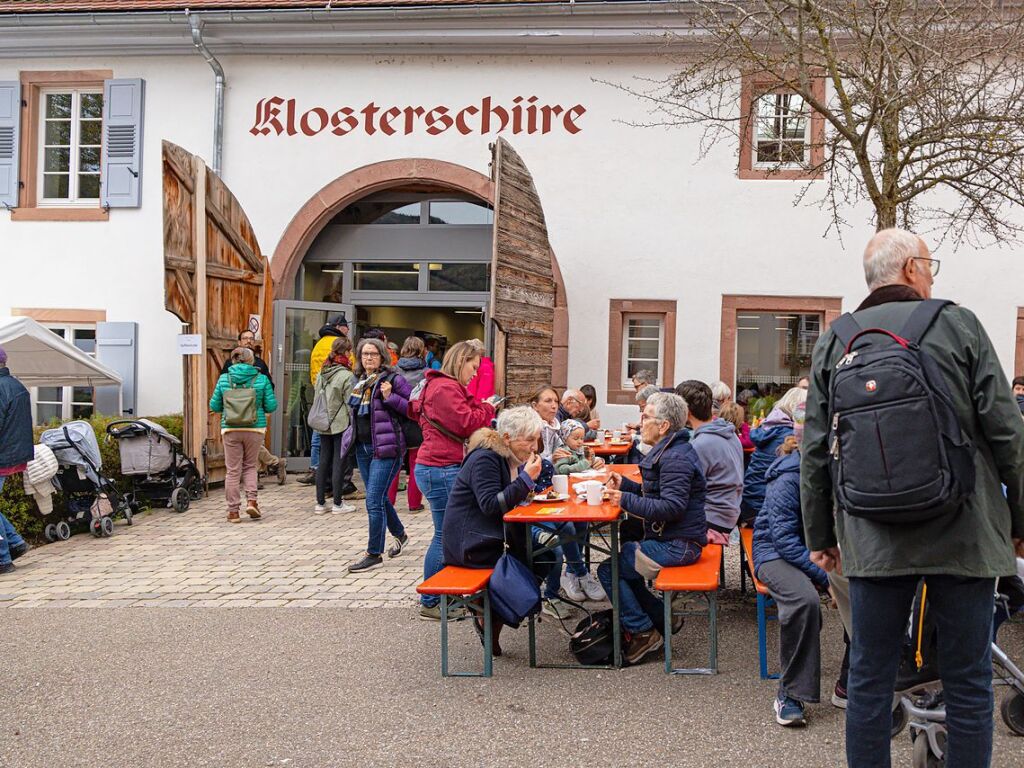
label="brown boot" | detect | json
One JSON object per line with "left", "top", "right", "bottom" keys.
{"left": 227, "top": 510, "right": 241, "bottom": 524}
{"left": 245, "top": 500, "right": 261, "bottom": 520}
{"left": 624, "top": 627, "right": 663, "bottom": 664}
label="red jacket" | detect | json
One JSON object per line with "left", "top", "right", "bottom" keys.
{"left": 409, "top": 370, "right": 496, "bottom": 467}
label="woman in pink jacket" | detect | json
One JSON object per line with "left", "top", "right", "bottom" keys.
{"left": 466, "top": 355, "right": 496, "bottom": 400}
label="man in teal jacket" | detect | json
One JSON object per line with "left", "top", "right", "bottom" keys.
{"left": 801, "top": 228, "right": 1024, "bottom": 767}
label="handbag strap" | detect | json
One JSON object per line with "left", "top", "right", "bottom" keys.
{"left": 422, "top": 378, "right": 468, "bottom": 445}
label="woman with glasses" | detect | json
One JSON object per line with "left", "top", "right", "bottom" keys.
{"left": 346, "top": 337, "right": 413, "bottom": 573}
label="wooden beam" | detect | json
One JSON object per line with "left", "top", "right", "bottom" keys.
{"left": 192, "top": 155, "right": 209, "bottom": 478}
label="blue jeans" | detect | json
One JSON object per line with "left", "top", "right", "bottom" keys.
{"left": 534, "top": 522, "right": 587, "bottom": 599}
{"left": 847, "top": 575, "right": 995, "bottom": 768}
{"left": 354, "top": 442, "right": 404, "bottom": 556}
{"left": 415, "top": 463, "right": 461, "bottom": 608}
{"left": 597, "top": 538, "right": 702, "bottom": 633}
{"left": 0, "top": 477, "right": 26, "bottom": 567}
{"left": 310, "top": 430, "right": 321, "bottom": 471}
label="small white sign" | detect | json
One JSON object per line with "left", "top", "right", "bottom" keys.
{"left": 248, "top": 314, "right": 262, "bottom": 339}
{"left": 177, "top": 334, "right": 203, "bottom": 356}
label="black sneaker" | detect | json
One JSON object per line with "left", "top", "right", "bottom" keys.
{"left": 0, "top": 562, "right": 15, "bottom": 575}
{"left": 9, "top": 542, "right": 31, "bottom": 561}
{"left": 348, "top": 553, "right": 383, "bottom": 573}
{"left": 387, "top": 534, "right": 409, "bottom": 559}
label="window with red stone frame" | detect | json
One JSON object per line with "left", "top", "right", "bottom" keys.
{"left": 739, "top": 73, "right": 826, "bottom": 181}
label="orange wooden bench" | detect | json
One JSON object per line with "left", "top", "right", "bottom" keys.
{"left": 417, "top": 566, "right": 494, "bottom": 678}
{"left": 739, "top": 527, "right": 779, "bottom": 680}
{"left": 654, "top": 544, "right": 723, "bottom": 675}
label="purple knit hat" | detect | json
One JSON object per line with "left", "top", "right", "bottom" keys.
{"left": 0, "top": 345, "right": 6, "bottom": 366}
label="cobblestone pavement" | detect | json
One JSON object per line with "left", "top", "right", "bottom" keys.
{"left": 0, "top": 474, "right": 436, "bottom": 608}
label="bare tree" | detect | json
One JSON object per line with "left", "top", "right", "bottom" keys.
{"left": 620, "top": 1, "right": 1024, "bottom": 245}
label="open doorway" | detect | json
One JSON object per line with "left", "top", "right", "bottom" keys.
{"left": 357, "top": 305, "right": 487, "bottom": 360}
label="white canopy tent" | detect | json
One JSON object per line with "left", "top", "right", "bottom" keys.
{"left": 0, "top": 316, "right": 123, "bottom": 388}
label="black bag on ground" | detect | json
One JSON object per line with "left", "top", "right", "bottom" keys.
{"left": 827, "top": 299, "right": 974, "bottom": 524}
{"left": 569, "top": 608, "right": 615, "bottom": 666}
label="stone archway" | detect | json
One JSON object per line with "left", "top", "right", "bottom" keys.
{"left": 271, "top": 157, "right": 569, "bottom": 388}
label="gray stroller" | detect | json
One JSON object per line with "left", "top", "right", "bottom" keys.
{"left": 106, "top": 419, "right": 203, "bottom": 513}
{"left": 39, "top": 420, "right": 131, "bottom": 541}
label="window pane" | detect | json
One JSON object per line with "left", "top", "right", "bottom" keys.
{"left": 782, "top": 116, "right": 807, "bottom": 140}
{"left": 428, "top": 263, "right": 490, "bottom": 292}
{"left": 73, "top": 329, "right": 96, "bottom": 354}
{"left": 36, "top": 403, "right": 62, "bottom": 425}
{"left": 428, "top": 201, "right": 494, "bottom": 225}
{"left": 43, "top": 174, "right": 70, "bottom": 199}
{"left": 627, "top": 339, "right": 660, "bottom": 361}
{"left": 46, "top": 93, "right": 72, "bottom": 119}
{"left": 37, "top": 386, "right": 62, "bottom": 401}
{"left": 333, "top": 202, "right": 421, "bottom": 225}
{"left": 301, "top": 264, "right": 344, "bottom": 302}
{"left": 352, "top": 262, "right": 419, "bottom": 291}
{"left": 780, "top": 142, "right": 807, "bottom": 164}
{"left": 735, "top": 312, "right": 822, "bottom": 395}
{"left": 627, "top": 360, "right": 659, "bottom": 381}
{"left": 44, "top": 148, "right": 70, "bottom": 172}
{"left": 78, "top": 174, "right": 100, "bottom": 199}
{"left": 72, "top": 404, "right": 94, "bottom": 420}
{"left": 80, "top": 120, "right": 102, "bottom": 146}
{"left": 756, "top": 117, "right": 780, "bottom": 141}
{"left": 45, "top": 120, "right": 71, "bottom": 145}
{"left": 627, "top": 318, "right": 661, "bottom": 339}
{"left": 80, "top": 93, "right": 103, "bottom": 119}
{"left": 72, "top": 386, "right": 93, "bottom": 404}
{"left": 79, "top": 146, "right": 101, "bottom": 173}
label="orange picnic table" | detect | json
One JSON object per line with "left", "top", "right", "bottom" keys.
{"left": 584, "top": 435, "right": 632, "bottom": 460}
{"left": 504, "top": 493, "right": 626, "bottom": 669}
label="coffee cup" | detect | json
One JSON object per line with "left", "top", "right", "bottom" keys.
{"left": 552, "top": 475, "right": 569, "bottom": 496}
{"left": 612, "top": 429, "right": 622, "bottom": 442}
{"left": 585, "top": 482, "right": 604, "bottom": 506}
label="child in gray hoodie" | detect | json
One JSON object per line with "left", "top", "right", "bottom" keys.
{"left": 675, "top": 381, "right": 745, "bottom": 543}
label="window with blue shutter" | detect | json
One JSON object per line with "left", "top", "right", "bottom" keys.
{"left": 100, "top": 78, "right": 144, "bottom": 209}
{"left": 0, "top": 81, "right": 20, "bottom": 209}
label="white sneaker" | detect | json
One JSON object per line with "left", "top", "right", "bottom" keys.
{"left": 560, "top": 572, "right": 586, "bottom": 601}
{"left": 580, "top": 572, "right": 607, "bottom": 601}
{"left": 314, "top": 504, "right": 328, "bottom": 515}
{"left": 331, "top": 502, "right": 356, "bottom": 514}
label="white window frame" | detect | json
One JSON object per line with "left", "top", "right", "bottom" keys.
{"left": 752, "top": 90, "right": 811, "bottom": 169}
{"left": 37, "top": 87, "right": 103, "bottom": 207}
{"left": 621, "top": 313, "right": 665, "bottom": 389}
{"left": 30, "top": 323, "right": 97, "bottom": 425}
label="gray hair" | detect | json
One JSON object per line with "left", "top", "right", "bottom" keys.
{"left": 631, "top": 369, "right": 656, "bottom": 386}
{"left": 496, "top": 406, "right": 543, "bottom": 440}
{"left": 561, "top": 388, "right": 585, "bottom": 405}
{"left": 710, "top": 381, "right": 732, "bottom": 403}
{"left": 863, "top": 228, "right": 923, "bottom": 290}
{"left": 230, "top": 346, "right": 255, "bottom": 365}
{"left": 776, "top": 386, "right": 808, "bottom": 419}
{"left": 354, "top": 337, "right": 392, "bottom": 377}
{"left": 636, "top": 385, "right": 660, "bottom": 405}
{"left": 646, "top": 392, "right": 688, "bottom": 433}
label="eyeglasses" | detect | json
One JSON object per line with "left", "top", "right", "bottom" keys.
{"left": 912, "top": 257, "right": 941, "bottom": 277}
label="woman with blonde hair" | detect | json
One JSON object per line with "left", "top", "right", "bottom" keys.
{"left": 409, "top": 338, "right": 503, "bottom": 620}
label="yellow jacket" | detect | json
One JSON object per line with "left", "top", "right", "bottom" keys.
{"left": 310, "top": 334, "right": 353, "bottom": 385}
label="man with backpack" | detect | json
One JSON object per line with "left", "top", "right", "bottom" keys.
{"left": 802, "top": 228, "right": 1024, "bottom": 768}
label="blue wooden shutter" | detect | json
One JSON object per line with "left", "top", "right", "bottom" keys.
{"left": 0, "top": 81, "right": 20, "bottom": 209}
{"left": 101, "top": 78, "right": 144, "bottom": 208}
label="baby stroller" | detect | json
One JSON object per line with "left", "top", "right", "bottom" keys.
{"left": 891, "top": 577, "right": 1024, "bottom": 767}
{"left": 39, "top": 420, "right": 131, "bottom": 541}
{"left": 106, "top": 419, "right": 203, "bottom": 513}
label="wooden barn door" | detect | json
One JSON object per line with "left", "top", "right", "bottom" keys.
{"left": 162, "top": 140, "right": 272, "bottom": 481}
{"left": 489, "top": 138, "right": 556, "bottom": 404}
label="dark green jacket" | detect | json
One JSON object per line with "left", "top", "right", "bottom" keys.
{"left": 801, "top": 295, "right": 1024, "bottom": 578}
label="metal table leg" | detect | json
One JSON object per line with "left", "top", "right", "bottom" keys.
{"left": 611, "top": 521, "right": 622, "bottom": 668}
{"left": 527, "top": 533, "right": 537, "bottom": 668}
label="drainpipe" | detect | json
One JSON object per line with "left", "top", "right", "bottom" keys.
{"left": 187, "top": 10, "right": 225, "bottom": 177}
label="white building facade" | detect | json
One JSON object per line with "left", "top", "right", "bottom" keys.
{"left": 2, "top": 2, "right": 1022, "bottom": 462}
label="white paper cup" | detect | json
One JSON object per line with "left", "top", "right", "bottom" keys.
{"left": 586, "top": 482, "right": 604, "bottom": 506}
{"left": 552, "top": 475, "right": 569, "bottom": 495}
{"left": 612, "top": 430, "right": 622, "bottom": 442}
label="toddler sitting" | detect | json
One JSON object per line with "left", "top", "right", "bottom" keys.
{"left": 554, "top": 419, "right": 605, "bottom": 474}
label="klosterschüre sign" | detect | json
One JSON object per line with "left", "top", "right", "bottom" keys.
{"left": 250, "top": 96, "right": 587, "bottom": 137}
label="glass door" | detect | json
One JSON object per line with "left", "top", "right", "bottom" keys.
{"left": 271, "top": 300, "right": 356, "bottom": 470}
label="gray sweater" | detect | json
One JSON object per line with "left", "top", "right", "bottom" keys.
{"left": 690, "top": 419, "right": 745, "bottom": 532}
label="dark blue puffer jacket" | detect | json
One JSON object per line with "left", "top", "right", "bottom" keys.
{"left": 0, "top": 368, "right": 33, "bottom": 470}
{"left": 619, "top": 429, "right": 707, "bottom": 545}
{"left": 752, "top": 451, "right": 827, "bottom": 588}
{"left": 740, "top": 410, "right": 793, "bottom": 520}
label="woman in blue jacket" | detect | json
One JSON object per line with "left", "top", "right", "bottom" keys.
{"left": 752, "top": 401, "right": 828, "bottom": 727}
{"left": 740, "top": 386, "right": 804, "bottom": 524}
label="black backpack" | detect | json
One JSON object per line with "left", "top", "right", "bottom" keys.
{"left": 569, "top": 609, "right": 615, "bottom": 666}
{"left": 827, "top": 299, "right": 974, "bottom": 524}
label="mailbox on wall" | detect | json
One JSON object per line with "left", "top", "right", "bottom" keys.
{"left": 94, "top": 322, "right": 138, "bottom": 416}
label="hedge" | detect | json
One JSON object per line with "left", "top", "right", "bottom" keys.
{"left": 1, "top": 414, "right": 184, "bottom": 543}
